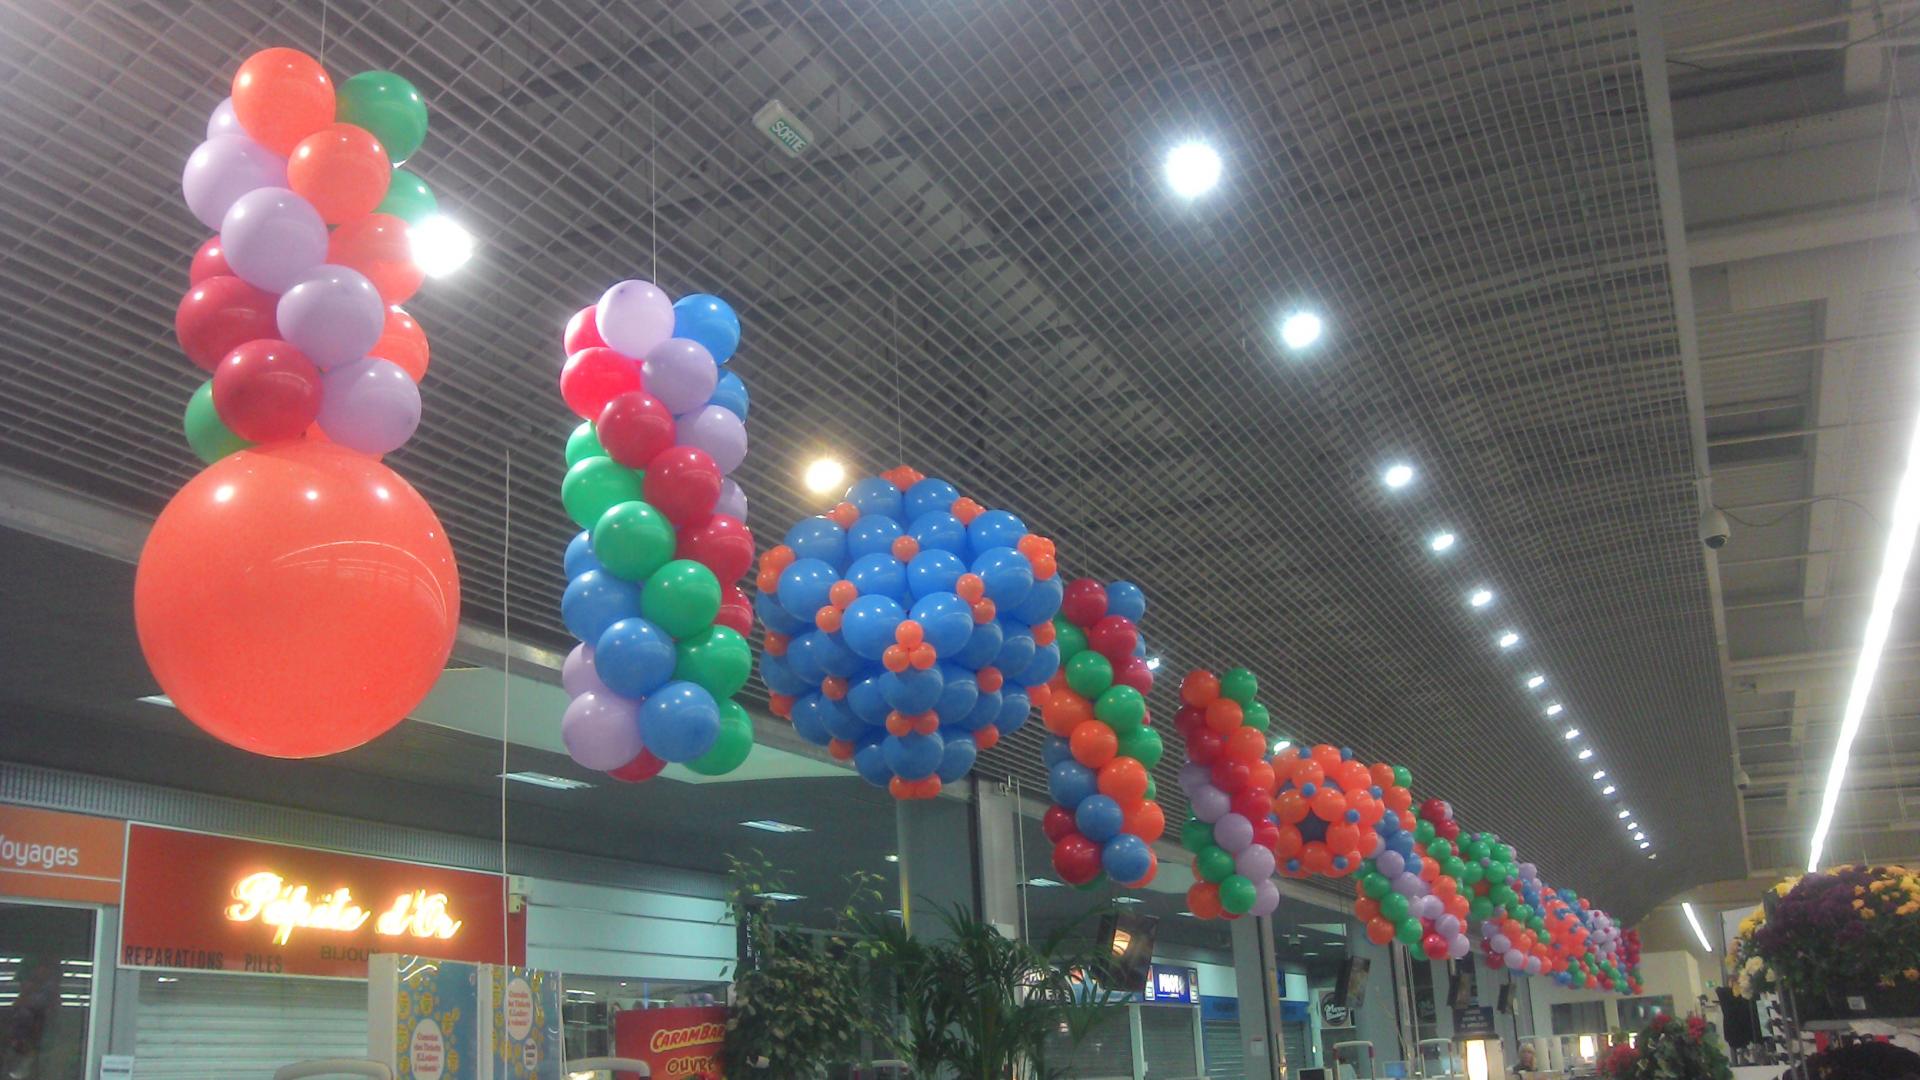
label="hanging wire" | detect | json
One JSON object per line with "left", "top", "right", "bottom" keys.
{"left": 499, "top": 446, "right": 513, "bottom": 965}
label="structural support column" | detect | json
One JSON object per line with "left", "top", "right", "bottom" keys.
{"left": 895, "top": 777, "right": 1023, "bottom": 939}
{"left": 1231, "top": 914, "right": 1285, "bottom": 1080}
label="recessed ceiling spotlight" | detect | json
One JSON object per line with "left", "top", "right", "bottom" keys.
{"left": 1602, "top": 785, "right": 1616, "bottom": 795}
{"left": 803, "top": 456, "right": 846, "bottom": 494}
{"left": 1145, "top": 656, "right": 1162, "bottom": 671}
{"left": 410, "top": 215, "right": 475, "bottom": 277}
{"left": 1638, "top": 841, "right": 1651, "bottom": 850}
{"left": 1545, "top": 703, "right": 1563, "bottom": 716}
{"left": 1382, "top": 463, "right": 1415, "bottom": 489}
{"left": 1272, "top": 738, "right": 1292, "bottom": 753}
{"left": 1498, "top": 631, "right": 1520, "bottom": 649}
{"left": 1634, "top": 832, "right": 1645, "bottom": 841}
{"left": 1429, "top": 531, "right": 1457, "bottom": 553}
{"left": 1617, "top": 809, "right": 1630, "bottom": 819}
{"left": 1526, "top": 674, "right": 1545, "bottom": 689}
{"left": 1592, "top": 770, "right": 1607, "bottom": 780}
{"left": 1469, "top": 588, "right": 1494, "bottom": 608}
{"left": 1563, "top": 729, "right": 1580, "bottom": 740}
{"left": 1628, "top": 822, "right": 1639, "bottom": 831}
{"left": 1577, "top": 747, "right": 1594, "bottom": 760}
{"left": 1279, "top": 310, "right": 1325, "bottom": 350}
{"left": 1164, "top": 140, "right": 1223, "bottom": 198}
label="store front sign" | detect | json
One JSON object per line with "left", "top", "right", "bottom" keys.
{"left": 0, "top": 804, "right": 125, "bottom": 904}
{"left": 615, "top": 1005, "right": 727, "bottom": 1080}
{"left": 121, "top": 824, "right": 509, "bottom": 978}
{"left": 1141, "top": 964, "right": 1197, "bottom": 1005}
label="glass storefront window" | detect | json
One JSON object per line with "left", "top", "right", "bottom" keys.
{"left": 0, "top": 902, "right": 96, "bottom": 1080}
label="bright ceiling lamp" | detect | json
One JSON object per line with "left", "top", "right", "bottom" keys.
{"left": 1563, "top": 729, "right": 1580, "bottom": 740}
{"left": 1808, "top": 418, "right": 1920, "bottom": 871}
{"left": 1164, "top": 141, "right": 1223, "bottom": 198}
{"left": 1526, "top": 674, "right": 1545, "bottom": 689}
{"left": 1545, "top": 703, "right": 1563, "bottom": 716}
{"left": 1577, "top": 747, "right": 1593, "bottom": 760}
{"left": 1592, "top": 770, "right": 1607, "bottom": 780}
{"left": 1617, "top": 809, "right": 1629, "bottom": 819}
{"left": 1429, "top": 531, "right": 1457, "bottom": 552}
{"left": 1497, "top": 630, "right": 1520, "bottom": 649}
{"left": 1469, "top": 588, "right": 1494, "bottom": 608}
{"left": 1602, "top": 784, "right": 1616, "bottom": 795}
{"left": 409, "top": 214, "right": 475, "bottom": 277}
{"left": 1280, "top": 310, "right": 1325, "bottom": 350}
{"left": 1382, "top": 463, "right": 1415, "bottom": 489}
{"left": 803, "top": 456, "right": 846, "bottom": 494}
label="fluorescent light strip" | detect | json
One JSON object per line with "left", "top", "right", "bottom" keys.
{"left": 740, "top": 819, "right": 811, "bottom": 834}
{"left": 1809, "top": 419, "right": 1920, "bottom": 871}
{"left": 499, "top": 771, "right": 592, "bottom": 791}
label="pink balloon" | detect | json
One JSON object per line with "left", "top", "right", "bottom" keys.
{"left": 596, "top": 279, "right": 674, "bottom": 359}
{"left": 674, "top": 404, "right": 747, "bottom": 474}
{"left": 183, "top": 135, "right": 287, "bottom": 231}
{"left": 561, "top": 691, "right": 644, "bottom": 770}
{"left": 317, "top": 358, "right": 421, "bottom": 454}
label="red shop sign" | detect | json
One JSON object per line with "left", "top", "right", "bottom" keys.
{"left": 615, "top": 1005, "right": 727, "bottom": 1080}
{"left": 120, "top": 824, "right": 513, "bottom": 978}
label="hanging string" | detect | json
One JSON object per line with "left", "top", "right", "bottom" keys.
{"left": 651, "top": 87, "right": 659, "bottom": 282}
{"left": 498, "top": 446, "right": 513, "bottom": 966}
{"left": 891, "top": 292, "right": 903, "bottom": 464}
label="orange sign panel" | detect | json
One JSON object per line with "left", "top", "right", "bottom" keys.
{"left": 0, "top": 804, "right": 125, "bottom": 905}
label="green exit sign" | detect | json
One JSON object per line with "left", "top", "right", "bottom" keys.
{"left": 754, "top": 100, "right": 813, "bottom": 157}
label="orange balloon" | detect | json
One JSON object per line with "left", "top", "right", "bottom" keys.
{"left": 1097, "top": 757, "right": 1148, "bottom": 804}
{"left": 1311, "top": 786, "right": 1348, "bottom": 822}
{"left": 1180, "top": 669, "right": 1220, "bottom": 707}
{"left": 288, "top": 123, "right": 391, "bottom": 224}
{"left": 1335, "top": 759, "right": 1371, "bottom": 792}
{"left": 1300, "top": 843, "right": 1333, "bottom": 874}
{"left": 1069, "top": 720, "right": 1119, "bottom": 768}
{"left": 1246, "top": 760, "right": 1275, "bottom": 793}
{"left": 1354, "top": 897, "right": 1381, "bottom": 921}
{"left": 1295, "top": 759, "right": 1325, "bottom": 788}
{"left": 1203, "top": 698, "right": 1242, "bottom": 734}
{"left": 232, "top": 48, "right": 334, "bottom": 155}
{"left": 1311, "top": 744, "right": 1342, "bottom": 773}
{"left": 1326, "top": 823, "right": 1360, "bottom": 854}
{"left": 1225, "top": 725, "right": 1267, "bottom": 764}
{"left": 372, "top": 304, "right": 428, "bottom": 382}
{"left": 1272, "top": 790, "right": 1309, "bottom": 825}
{"left": 1366, "top": 916, "right": 1396, "bottom": 945}
{"left": 1369, "top": 762, "right": 1396, "bottom": 789}
{"left": 134, "top": 442, "right": 458, "bottom": 757}
{"left": 327, "top": 213, "right": 421, "bottom": 304}
{"left": 1275, "top": 824, "right": 1304, "bottom": 857}
{"left": 1124, "top": 800, "right": 1165, "bottom": 843}
{"left": 973, "top": 724, "right": 1000, "bottom": 750}
{"left": 1188, "top": 882, "right": 1224, "bottom": 919}
{"left": 1042, "top": 691, "right": 1093, "bottom": 737}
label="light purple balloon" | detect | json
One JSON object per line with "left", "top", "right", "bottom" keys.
{"left": 1374, "top": 849, "right": 1406, "bottom": 878}
{"left": 1524, "top": 956, "right": 1542, "bottom": 975}
{"left": 675, "top": 404, "right": 747, "bottom": 474}
{"left": 1250, "top": 877, "right": 1281, "bottom": 918}
{"left": 597, "top": 279, "right": 675, "bottom": 359}
{"left": 1191, "top": 784, "right": 1230, "bottom": 823}
{"left": 1213, "top": 812, "right": 1254, "bottom": 853}
{"left": 562, "top": 643, "right": 609, "bottom": 698}
{"left": 561, "top": 691, "right": 644, "bottom": 770}
{"left": 207, "top": 96, "right": 242, "bottom": 139}
{"left": 220, "top": 187, "right": 327, "bottom": 292}
{"left": 716, "top": 477, "right": 748, "bottom": 522}
{"left": 183, "top": 135, "right": 287, "bottom": 231}
{"left": 1503, "top": 948, "right": 1525, "bottom": 971}
{"left": 1436, "top": 914, "right": 1461, "bottom": 938}
{"left": 1178, "top": 761, "right": 1210, "bottom": 792}
{"left": 1490, "top": 933, "right": 1511, "bottom": 953}
{"left": 1418, "top": 894, "right": 1444, "bottom": 921}
{"left": 277, "top": 265, "right": 386, "bottom": 370}
{"left": 1518, "top": 862, "right": 1538, "bottom": 881}
{"left": 317, "top": 358, "right": 421, "bottom": 454}
{"left": 1447, "top": 934, "right": 1472, "bottom": 960}
{"left": 1392, "top": 871, "right": 1424, "bottom": 897}
{"left": 644, "top": 337, "right": 719, "bottom": 415}
{"left": 1235, "top": 844, "right": 1275, "bottom": 882}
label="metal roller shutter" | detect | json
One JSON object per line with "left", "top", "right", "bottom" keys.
{"left": 1048, "top": 1012, "right": 1135, "bottom": 1080}
{"left": 1140, "top": 1006, "right": 1199, "bottom": 1079}
{"left": 1202, "top": 1019, "right": 1243, "bottom": 1080}
{"left": 133, "top": 972, "right": 367, "bottom": 1079}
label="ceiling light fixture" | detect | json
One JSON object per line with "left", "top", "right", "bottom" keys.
{"left": 1545, "top": 703, "right": 1563, "bottom": 716}
{"left": 1164, "top": 141, "right": 1223, "bottom": 198}
{"left": 1273, "top": 738, "right": 1292, "bottom": 753}
{"left": 1382, "top": 463, "right": 1416, "bottom": 489}
{"left": 499, "top": 771, "right": 593, "bottom": 791}
{"left": 1526, "top": 674, "right": 1545, "bottom": 689}
{"left": 409, "top": 215, "right": 475, "bottom": 277}
{"left": 1563, "top": 729, "right": 1580, "bottom": 740}
{"left": 1114, "top": 896, "right": 1145, "bottom": 905}
{"left": 1633, "top": 832, "right": 1645, "bottom": 841}
{"left": 1577, "top": 748, "right": 1594, "bottom": 760}
{"left": 1469, "top": 588, "right": 1494, "bottom": 608}
{"left": 739, "top": 819, "right": 811, "bottom": 834}
{"left": 1279, "top": 310, "right": 1325, "bottom": 350}
{"left": 1498, "top": 631, "right": 1520, "bottom": 649}
{"left": 803, "top": 457, "right": 847, "bottom": 495}
{"left": 1628, "top": 822, "right": 1639, "bottom": 831}
{"left": 1808, "top": 419, "right": 1920, "bottom": 871}
{"left": 884, "top": 854, "right": 899, "bottom": 863}
{"left": 1429, "top": 531, "right": 1457, "bottom": 553}
{"left": 1145, "top": 656, "right": 1162, "bottom": 671}
{"left": 755, "top": 892, "right": 805, "bottom": 902}
{"left": 1593, "top": 770, "right": 1607, "bottom": 780}
{"left": 1602, "top": 785, "right": 1616, "bottom": 795}
{"left": 1023, "top": 877, "right": 1065, "bottom": 888}
{"left": 1639, "top": 841, "right": 1651, "bottom": 850}
{"left": 1617, "top": 810, "right": 1630, "bottom": 819}
{"left": 137, "top": 694, "right": 176, "bottom": 708}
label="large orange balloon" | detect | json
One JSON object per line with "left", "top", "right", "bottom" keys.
{"left": 135, "top": 442, "right": 459, "bottom": 757}
{"left": 328, "top": 213, "right": 421, "bottom": 303}
{"left": 373, "top": 304, "right": 429, "bottom": 381}
{"left": 232, "top": 48, "right": 335, "bottom": 155}
{"left": 288, "top": 123, "right": 391, "bottom": 223}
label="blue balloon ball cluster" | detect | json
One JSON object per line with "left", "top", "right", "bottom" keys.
{"left": 758, "top": 470, "right": 1063, "bottom": 798}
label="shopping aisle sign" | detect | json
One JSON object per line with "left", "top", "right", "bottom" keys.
{"left": 615, "top": 1005, "right": 727, "bottom": 1080}
{"left": 0, "top": 804, "right": 124, "bottom": 904}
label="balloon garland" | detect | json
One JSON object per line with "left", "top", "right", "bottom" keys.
{"left": 1036, "top": 580, "right": 1166, "bottom": 890}
{"left": 1172, "top": 668, "right": 1285, "bottom": 918}
{"left": 136, "top": 49, "right": 459, "bottom": 759}
{"left": 554, "top": 280, "right": 756, "bottom": 782}
{"left": 756, "top": 468, "right": 1062, "bottom": 799}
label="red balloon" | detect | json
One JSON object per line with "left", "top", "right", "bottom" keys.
{"left": 676, "top": 514, "right": 754, "bottom": 584}
{"left": 1173, "top": 705, "right": 1205, "bottom": 739}
{"left": 714, "top": 583, "right": 753, "bottom": 638}
{"left": 1186, "top": 726, "right": 1224, "bottom": 766}
{"left": 1086, "top": 615, "right": 1137, "bottom": 660}
{"left": 213, "top": 339, "right": 322, "bottom": 442}
{"left": 1422, "top": 933, "right": 1449, "bottom": 961}
{"left": 1250, "top": 817, "right": 1281, "bottom": 853}
{"left": 288, "top": 123, "right": 391, "bottom": 224}
{"left": 190, "top": 236, "right": 233, "bottom": 284}
{"left": 559, "top": 349, "right": 641, "bottom": 421}
{"left": 1230, "top": 786, "right": 1271, "bottom": 820}
{"left": 646, "top": 447, "right": 723, "bottom": 527}
{"left": 1124, "top": 800, "right": 1165, "bottom": 843}
{"left": 1188, "top": 882, "right": 1224, "bottom": 919}
{"left": 565, "top": 305, "right": 607, "bottom": 354}
{"left": 1365, "top": 916, "right": 1396, "bottom": 945}
{"left": 1111, "top": 655, "right": 1154, "bottom": 695}
{"left": 1436, "top": 819, "right": 1460, "bottom": 842}
{"left": 610, "top": 748, "right": 667, "bottom": 783}
{"left": 1052, "top": 833, "right": 1102, "bottom": 885}
{"left": 1210, "top": 758, "right": 1250, "bottom": 794}
{"left": 1420, "top": 798, "right": 1452, "bottom": 823}
{"left": 1224, "top": 725, "right": 1266, "bottom": 763}
{"left": 597, "top": 389, "right": 676, "bottom": 466}
{"left": 134, "top": 443, "right": 459, "bottom": 757}
{"left": 373, "top": 304, "right": 429, "bottom": 382}
{"left": 1059, "top": 578, "right": 1107, "bottom": 627}
{"left": 1042, "top": 804, "right": 1076, "bottom": 843}
{"left": 232, "top": 47, "right": 334, "bottom": 155}
{"left": 175, "top": 276, "right": 278, "bottom": 372}
{"left": 328, "top": 213, "right": 421, "bottom": 303}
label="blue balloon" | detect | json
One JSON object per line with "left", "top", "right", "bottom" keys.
{"left": 966, "top": 509, "right": 1027, "bottom": 553}
{"left": 790, "top": 691, "right": 834, "bottom": 746}
{"left": 957, "top": 618, "right": 1005, "bottom": 668}
{"left": 970, "top": 547, "right": 1034, "bottom": 608}
{"left": 909, "top": 512, "right": 966, "bottom": 555}
{"left": 1018, "top": 643, "right": 1061, "bottom": 687}
{"left": 1101, "top": 833, "right": 1152, "bottom": 884}
{"left": 847, "top": 675, "right": 890, "bottom": 725}
{"left": 846, "top": 552, "right": 908, "bottom": 602}
{"left": 885, "top": 731, "right": 944, "bottom": 780}
{"left": 594, "top": 617, "right": 675, "bottom": 698}
{"left": 841, "top": 594, "right": 906, "bottom": 659}
{"left": 562, "top": 570, "right": 641, "bottom": 644}
{"left": 1010, "top": 572, "right": 1063, "bottom": 625}
{"left": 821, "top": 696, "right": 868, "bottom": 741}
{"left": 853, "top": 738, "right": 893, "bottom": 786}
{"left": 784, "top": 518, "right": 848, "bottom": 567}
{"left": 755, "top": 590, "right": 809, "bottom": 635}
{"left": 994, "top": 629, "right": 1036, "bottom": 677}
{"left": 963, "top": 689, "right": 1003, "bottom": 732}
{"left": 1404, "top": 853, "right": 1425, "bottom": 875}
{"left": 1048, "top": 759, "right": 1097, "bottom": 809}
{"left": 906, "top": 550, "right": 965, "bottom": 599}
{"left": 784, "top": 629, "right": 830, "bottom": 682}
{"left": 1132, "top": 636, "right": 1147, "bottom": 657}
{"left": 671, "top": 294, "right": 741, "bottom": 364}
{"left": 776, "top": 558, "right": 838, "bottom": 621}
{"left": 1106, "top": 581, "right": 1147, "bottom": 622}
{"left": 640, "top": 681, "right": 720, "bottom": 762}
{"left": 817, "top": 631, "right": 865, "bottom": 678}
{"left": 846, "top": 515, "right": 903, "bottom": 560}
{"left": 1076, "top": 794, "right": 1124, "bottom": 843}
{"left": 846, "top": 477, "right": 903, "bottom": 520}
{"left": 881, "top": 667, "right": 945, "bottom": 714}
{"left": 564, "top": 530, "right": 602, "bottom": 579}
{"left": 708, "top": 370, "right": 749, "bottom": 420}
{"left": 909, "top": 592, "right": 973, "bottom": 655}
{"left": 1041, "top": 734, "right": 1073, "bottom": 768}
{"left": 935, "top": 735, "right": 978, "bottom": 782}
{"left": 759, "top": 652, "right": 808, "bottom": 696}
{"left": 933, "top": 665, "right": 980, "bottom": 724}
{"left": 997, "top": 691, "right": 1032, "bottom": 735}
{"left": 903, "top": 477, "right": 960, "bottom": 522}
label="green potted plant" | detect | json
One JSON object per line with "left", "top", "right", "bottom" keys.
{"left": 1602, "top": 1014, "right": 1732, "bottom": 1080}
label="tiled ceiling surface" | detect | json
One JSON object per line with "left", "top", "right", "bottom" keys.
{"left": 0, "top": 0, "right": 1734, "bottom": 919}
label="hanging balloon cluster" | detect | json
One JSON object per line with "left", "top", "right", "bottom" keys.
{"left": 1036, "top": 580, "right": 1165, "bottom": 890}
{"left": 757, "top": 469, "right": 1062, "bottom": 799}
{"left": 1172, "top": 668, "right": 1284, "bottom": 919}
{"left": 1344, "top": 778, "right": 1475, "bottom": 962}
{"left": 136, "top": 48, "right": 460, "bottom": 760}
{"left": 554, "top": 280, "right": 756, "bottom": 783}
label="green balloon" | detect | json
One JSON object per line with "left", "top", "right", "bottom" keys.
{"left": 1053, "top": 616, "right": 1088, "bottom": 659}
{"left": 1064, "top": 651, "right": 1113, "bottom": 698}
{"left": 1181, "top": 816, "right": 1214, "bottom": 854}
{"left": 565, "top": 421, "right": 605, "bottom": 467}
{"left": 1379, "top": 891, "right": 1411, "bottom": 922}
{"left": 1196, "top": 845, "right": 1235, "bottom": 884}
{"left": 1426, "top": 838, "right": 1451, "bottom": 859}
{"left": 1460, "top": 861, "right": 1485, "bottom": 885}
{"left": 183, "top": 380, "right": 250, "bottom": 464}
{"left": 1486, "top": 861, "right": 1510, "bottom": 884}
{"left": 1469, "top": 896, "right": 1494, "bottom": 921}
{"left": 1361, "top": 871, "right": 1392, "bottom": 900}
{"left": 374, "top": 168, "right": 437, "bottom": 223}
{"left": 674, "top": 625, "right": 752, "bottom": 699}
{"left": 1217, "top": 874, "right": 1257, "bottom": 915}
{"left": 1144, "top": 777, "right": 1157, "bottom": 801}
{"left": 1395, "top": 918, "right": 1425, "bottom": 946}
{"left": 1490, "top": 884, "right": 1516, "bottom": 907}
{"left": 1413, "top": 820, "right": 1436, "bottom": 844}
{"left": 1220, "top": 667, "right": 1258, "bottom": 705}
{"left": 335, "top": 70, "right": 428, "bottom": 163}
{"left": 685, "top": 701, "right": 753, "bottom": 775}
{"left": 562, "top": 457, "right": 642, "bottom": 529}
{"left": 1241, "top": 701, "right": 1270, "bottom": 731}
{"left": 1392, "top": 765, "right": 1413, "bottom": 788}
{"left": 1116, "top": 724, "right": 1164, "bottom": 769}
{"left": 1442, "top": 856, "right": 1467, "bottom": 880}
{"left": 591, "top": 500, "right": 675, "bottom": 582}
{"left": 641, "top": 559, "right": 722, "bottom": 638}
{"left": 1094, "top": 685, "right": 1144, "bottom": 728}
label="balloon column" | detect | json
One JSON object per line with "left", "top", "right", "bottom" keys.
{"left": 757, "top": 468, "right": 1062, "bottom": 799}
{"left": 136, "top": 49, "right": 460, "bottom": 758}
{"left": 1342, "top": 776, "right": 1474, "bottom": 962}
{"left": 554, "top": 280, "right": 756, "bottom": 783}
{"left": 1037, "top": 580, "right": 1165, "bottom": 890}
{"left": 1173, "top": 668, "right": 1283, "bottom": 919}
